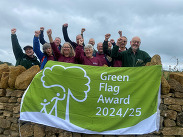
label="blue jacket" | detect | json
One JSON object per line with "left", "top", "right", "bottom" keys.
{"left": 33, "top": 36, "right": 50, "bottom": 70}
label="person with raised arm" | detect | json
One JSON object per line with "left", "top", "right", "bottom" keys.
{"left": 11, "top": 28, "right": 40, "bottom": 69}
{"left": 62, "top": 23, "right": 84, "bottom": 50}
{"left": 47, "top": 29, "right": 75, "bottom": 63}
{"left": 111, "top": 36, "right": 151, "bottom": 67}
{"left": 39, "top": 27, "right": 62, "bottom": 51}
{"left": 33, "top": 30, "right": 56, "bottom": 70}
{"left": 75, "top": 39, "right": 102, "bottom": 66}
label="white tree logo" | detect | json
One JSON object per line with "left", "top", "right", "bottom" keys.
{"left": 40, "top": 65, "right": 90, "bottom": 122}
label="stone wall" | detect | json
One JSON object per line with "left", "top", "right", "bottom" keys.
{"left": 0, "top": 56, "right": 183, "bottom": 137}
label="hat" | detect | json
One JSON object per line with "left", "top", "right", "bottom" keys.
{"left": 23, "top": 45, "right": 33, "bottom": 50}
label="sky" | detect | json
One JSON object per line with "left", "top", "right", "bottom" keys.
{"left": 0, "top": 0, "right": 183, "bottom": 70}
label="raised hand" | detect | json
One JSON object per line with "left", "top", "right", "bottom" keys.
{"left": 110, "top": 39, "right": 115, "bottom": 44}
{"left": 35, "top": 30, "right": 40, "bottom": 37}
{"left": 40, "top": 27, "right": 44, "bottom": 31}
{"left": 116, "top": 37, "right": 123, "bottom": 46}
{"left": 118, "top": 31, "right": 122, "bottom": 37}
{"left": 63, "top": 23, "right": 68, "bottom": 27}
{"left": 81, "top": 28, "right": 85, "bottom": 34}
{"left": 105, "top": 33, "right": 111, "bottom": 41}
{"left": 11, "top": 28, "right": 16, "bottom": 34}
{"left": 79, "top": 38, "right": 84, "bottom": 46}
{"left": 47, "top": 29, "right": 52, "bottom": 36}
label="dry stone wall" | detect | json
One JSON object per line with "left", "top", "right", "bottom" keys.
{"left": 0, "top": 56, "right": 183, "bottom": 137}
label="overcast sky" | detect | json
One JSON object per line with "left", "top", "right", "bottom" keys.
{"left": 0, "top": 0, "right": 183, "bottom": 70}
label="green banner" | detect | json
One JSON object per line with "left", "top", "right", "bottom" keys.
{"left": 20, "top": 61, "right": 162, "bottom": 135}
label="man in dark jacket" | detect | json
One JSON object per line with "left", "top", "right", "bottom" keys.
{"left": 111, "top": 36, "right": 151, "bottom": 67}
{"left": 11, "top": 28, "right": 40, "bottom": 69}
{"left": 39, "top": 27, "right": 62, "bottom": 51}
{"left": 62, "top": 23, "right": 83, "bottom": 50}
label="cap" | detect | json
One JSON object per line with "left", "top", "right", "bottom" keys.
{"left": 23, "top": 45, "right": 33, "bottom": 50}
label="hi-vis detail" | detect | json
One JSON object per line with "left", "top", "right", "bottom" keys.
{"left": 20, "top": 61, "right": 162, "bottom": 135}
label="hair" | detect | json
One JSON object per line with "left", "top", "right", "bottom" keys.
{"left": 84, "top": 44, "right": 94, "bottom": 52}
{"left": 122, "top": 36, "right": 128, "bottom": 41}
{"left": 61, "top": 42, "right": 75, "bottom": 57}
{"left": 43, "top": 43, "right": 51, "bottom": 54}
{"left": 55, "top": 37, "right": 61, "bottom": 41}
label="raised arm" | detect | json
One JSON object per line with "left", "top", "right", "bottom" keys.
{"left": 33, "top": 30, "right": 44, "bottom": 61}
{"left": 11, "top": 28, "right": 24, "bottom": 60}
{"left": 103, "top": 33, "right": 111, "bottom": 56}
{"left": 75, "top": 39, "right": 84, "bottom": 63}
{"left": 111, "top": 37, "right": 123, "bottom": 60}
{"left": 39, "top": 27, "right": 47, "bottom": 45}
{"left": 62, "top": 23, "right": 78, "bottom": 49}
{"left": 81, "top": 28, "right": 85, "bottom": 38}
{"left": 118, "top": 30, "right": 122, "bottom": 37}
{"left": 62, "top": 23, "right": 72, "bottom": 43}
{"left": 47, "top": 29, "right": 61, "bottom": 59}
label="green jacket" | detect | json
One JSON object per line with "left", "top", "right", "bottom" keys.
{"left": 11, "top": 34, "right": 40, "bottom": 69}
{"left": 111, "top": 45, "right": 151, "bottom": 67}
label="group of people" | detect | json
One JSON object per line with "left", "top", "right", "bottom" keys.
{"left": 11, "top": 23, "right": 151, "bottom": 70}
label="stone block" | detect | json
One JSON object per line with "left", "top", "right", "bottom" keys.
{"left": 8, "top": 97, "right": 17, "bottom": 103}
{"left": 6, "top": 117, "right": 17, "bottom": 123}
{"left": 145, "top": 54, "right": 162, "bottom": 66}
{"left": 13, "top": 90, "right": 24, "bottom": 98}
{"left": 8, "top": 65, "right": 26, "bottom": 89}
{"left": 162, "top": 127, "right": 183, "bottom": 135}
{"left": 62, "top": 131, "right": 72, "bottom": 137}
{"left": 11, "top": 131, "right": 19, "bottom": 137}
{"left": 161, "top": 93, "right": 174, "bottom": 98}
{"left": 4, "top": 103, "right": 14, "bottom": 111}
{"left": 164, "top": 97, "right": 175, "bottom": 105}
{"left": 0, "top": 103, "right": 4, "bottom": 109}
{"left": 161, "top": 76, "right": 170, "bottom": 95}
{"left": 168, "top": 105, "right": 182, "bottom": 112}
{"left": 0, "top": 64, "right": 9, "bottom": 79}
{"left": 15, "top": 65, "right": 40, "bottom": 90}
{"left": 5, "top": 89, "right": 14, "bottom": 97}
{"left": 3, "top": 111, "right": 13, "bottom": 117}
{"left": 164, "top": 118, "right": 176, "bottom": 127}
{"left": 174, "top": 92, "right": 183, "bottom": 98}
{"left": 20, "top": 123, "right": 34, "bottom": 137}
{"left": 168, "top": 79, "right": 183, "bottom": 92}
{"left": 34, "top": 124, "right": 45, "bottom": 137}
{"left": 3, "top": 129, "right": 11, "bottom": 135}
{"left": 177, "top": 112, "right": 183, "bottom": 126}
{"left": 10, "top": 123, "right": 19, "bottom": 131}
{"left": 159, "top": 104, "right": 167, "bottom": 111}
{"left": 0, "top": 118, "right": 11, "bottom": 128}
{"left": 45, "top": 126, "right": 64, "bottom": 134}
{"left": 13, "top": 105, "right": 20, "bottom": 114}
{"left": 0, "top": 89, "right": 6, "bottom": 96}
{"left": 13, "top": 114, "right": 20, "bottom": 118}
{"left": 1, "top": 72, "right": 9, "bottom": 89}
{"left": 72, "top": 132, "right": 82, "bottom": 137}
{"left": 161, "top": 110, "right": 177, "bottom": 120}
{"left": 17, "top": 98, "right": 22, "bottom": 103}
{"left": 169, "top": 73, "right": 183, "bottom": 86}
{"left": 0, "top": 97, "right": 9, "bottom": 103}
